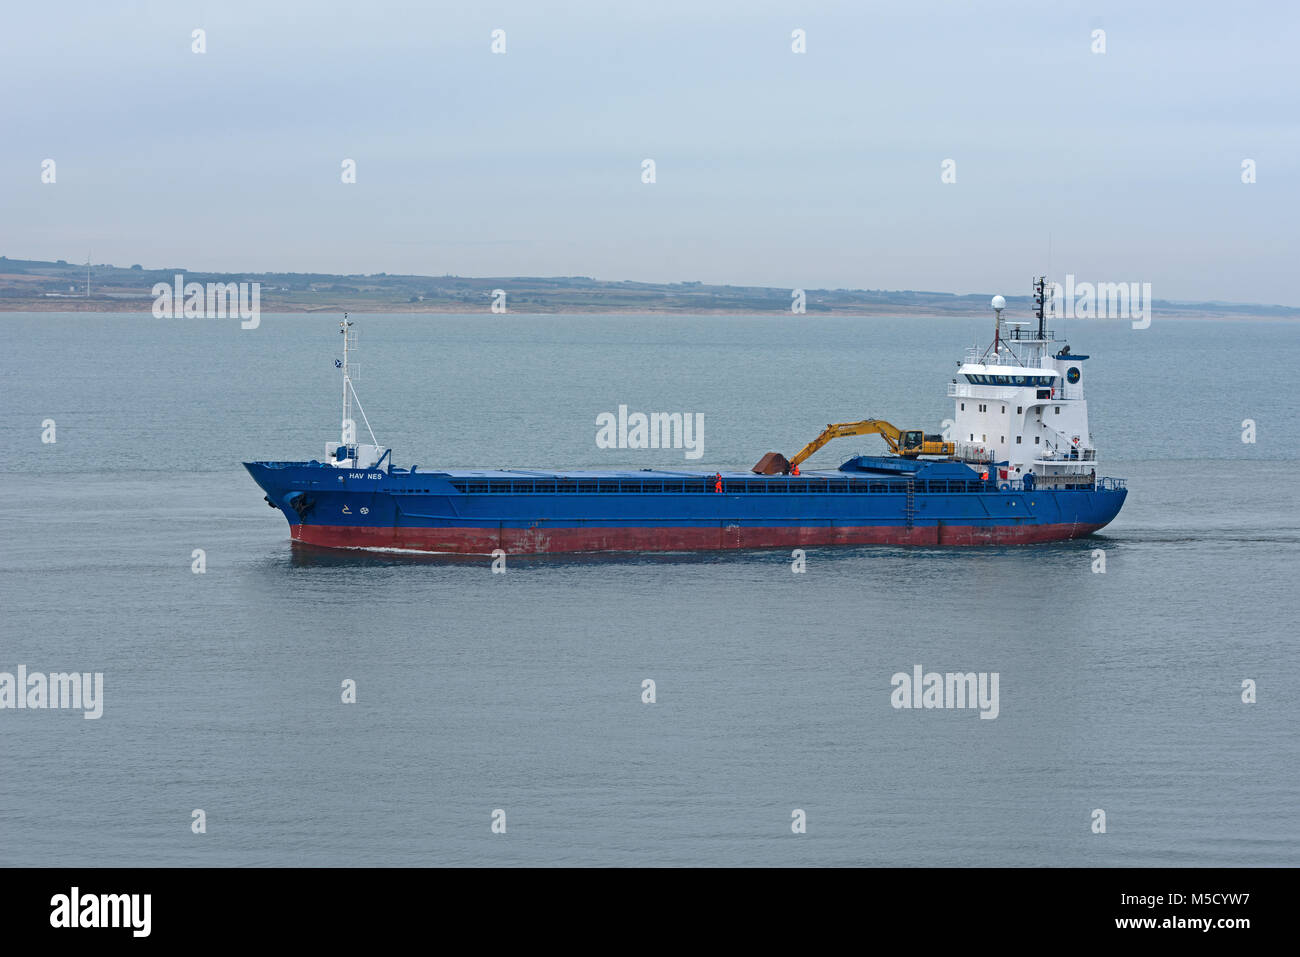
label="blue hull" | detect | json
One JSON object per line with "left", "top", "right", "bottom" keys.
{"left": 244, "top": 455, "right": 1126, "bottom": 553}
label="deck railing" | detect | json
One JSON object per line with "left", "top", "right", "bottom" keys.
{"left": 444, "top": 475, "right": 1126, "bottom": 496}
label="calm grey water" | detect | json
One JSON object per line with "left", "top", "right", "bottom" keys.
{"left": 2, "top": 312, "right": 1298, "bottom": 866}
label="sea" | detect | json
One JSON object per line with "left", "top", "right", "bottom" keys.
{"left": 2, "top": 312, "right": 1297, "bottom": 866}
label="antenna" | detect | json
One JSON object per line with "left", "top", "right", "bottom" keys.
{"left": 991, "top": 295, "right": 1005, "bottom": 356}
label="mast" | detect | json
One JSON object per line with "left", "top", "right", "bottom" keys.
{"left": 1033, "top": 276, "right": 1046, "bottom": 339}
{"left": 340, "top": 313, "right": 353, "bottom": 447}
{"left": 332, "top": 312, "right": 383, "bottom": 460}
{"left": 992, "top": 294, "right": 1004, "bottom": 356}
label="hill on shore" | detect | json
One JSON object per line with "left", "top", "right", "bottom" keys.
{"left": 2, "top": 255, "right": 1295, "bottom": 319}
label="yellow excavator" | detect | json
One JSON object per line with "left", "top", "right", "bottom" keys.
{"left": 752, "top": 419, "right": 954, "bottom": 475}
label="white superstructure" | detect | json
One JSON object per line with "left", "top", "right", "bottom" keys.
{"left": 947, "top": 279, "right": 1100, "bottom": 488}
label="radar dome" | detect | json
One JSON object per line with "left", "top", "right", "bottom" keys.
{"left": 991, "top": 295, "right": 1006, "bottom": 311}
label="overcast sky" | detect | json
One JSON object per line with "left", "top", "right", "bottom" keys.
{"left": 2, "top": 0, "right": 1296, "bottom": 304}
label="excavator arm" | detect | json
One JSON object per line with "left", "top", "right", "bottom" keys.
{"left": 789, "top": 419, "right": 903, "bottom": 467}
{"left": 752, "top": 419, "right": 953, "bottom": 474}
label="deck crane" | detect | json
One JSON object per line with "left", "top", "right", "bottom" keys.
{"left": 752, "top": 419, "right": 954, "bottom": 475}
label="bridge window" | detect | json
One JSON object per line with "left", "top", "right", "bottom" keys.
{"left": 1016, "top": 436, "right": 1022, "bottom": 444}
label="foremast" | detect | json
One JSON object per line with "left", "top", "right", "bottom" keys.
{"left": 341, "top": 314, "right": 354, "bottom": 450}
{"left": 329, "top": 314, "right": 388, "bottom": 470}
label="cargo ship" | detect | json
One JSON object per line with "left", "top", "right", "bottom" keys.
{"left": 245, "top": 279, "right": 1126, "bottom": 553}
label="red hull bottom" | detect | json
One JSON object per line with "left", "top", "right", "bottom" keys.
{"left": 291, "top": 522, "right": 1107, "bottom": 554}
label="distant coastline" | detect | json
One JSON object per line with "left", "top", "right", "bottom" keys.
{"left": 3, "top": 255, "right": 1296, "bottom": 320}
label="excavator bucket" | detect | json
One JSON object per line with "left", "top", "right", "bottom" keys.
{"left": 752, "top": 452, "right": 791, "bottom": 475}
